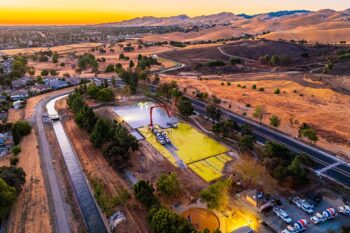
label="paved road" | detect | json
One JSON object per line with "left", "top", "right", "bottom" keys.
{"left": 34, "top": 92, "right": 73, "bottom": 233}
{"left": 187, "top": 96, "right": 350, "bottom": 187}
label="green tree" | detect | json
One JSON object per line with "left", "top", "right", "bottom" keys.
{"left": 156, "top": 172, "right": 181, "bottom": 198}
{"left": 274, "top": 88, "right": 281, "bottom": 94}
{"left": 134, "top": 180, "right": 159, "bottom": 209}
{"left": 11, "top": 145, "right": 21, "bottom": 155}
{"left": 230, "top": 57, "right": 241, "bottom": 65}
{"left": 96, "top": 88, "right": 114, "bottom": 102}
{"left": 12, "top": 120, "right": 32, "bottom": 145}
{"left": 200, "top": 179, "right": 232, "bottom": 210}
{"left": 52, "top": 52, "right": 59, "bottom": 63}
{"left": 105, "top": 64, "right": 115, "bottom": 73}
{"left": 41, "top": 69, "right": 49, "bottom": 76}
{"left": 0, "top": 178, "right": 17, "bottom": 218}
{"left": 253, "top": 105, "right": 266, "bottom": 124}
{"left": 177, "top": 97, "right": 193, "bottom": 117}
{"left": 49, "top": 69, "right": 58, "bottom": 76}
{"left": 148, "top": 207, "right": 193, "bottom": 233}
{"left": 269, "top": 115, "right": 281, "bottom": 128}
{"left": 206, "top": 105, "right": 221, "bottom": 123}
{"left": 0, "top": 166, "right": 26, "bottom": 194}
{"left": 75, "top": 105, "right": 96, "bottom": 133}
{"left": 238, "top": 135, "right": 256, "bottom": 152}
{"left": 299, "top": 123, "right": 318, "bottom": 143}
{"left": 129, "top": 60, "right": 135, "bottom": 68}
{"left": 90, "top": 119, "right": 111, "bottom": 147}
{"left": 212, "top": 120, "right": 239, "bottom": 138}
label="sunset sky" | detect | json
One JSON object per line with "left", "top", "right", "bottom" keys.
{"left": 0, "top": 0, "right": 348, "bottom": 25}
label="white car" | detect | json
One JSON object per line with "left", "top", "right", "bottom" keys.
{"left": 292, "top": 197, "right": 314, "bottom": 214}
{"left": 310, "top": 215, "right": 321, "bottom": 224}
{"left": 273, "top": 206, "right": 292, "bottom": 223}
{"left": 338, "top": 205, "right": 350, "bottom": 215}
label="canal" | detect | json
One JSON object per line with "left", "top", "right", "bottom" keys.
{"left": 46, "top": 95, "right": 109, "bottom": 233}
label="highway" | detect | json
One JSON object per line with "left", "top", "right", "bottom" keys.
{"left": 187, "top": 96, "right": 350, "bottom": 187}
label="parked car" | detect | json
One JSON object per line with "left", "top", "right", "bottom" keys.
{"left": 273, "top": 206, "right": 292, "bottom": 223}
{"left": 292, "top": 197, "right": 314, "bottom": 214}
{"left": 310, "top": 213, "right": 324, "bottom": 224}
{"left": 338, "top": 205, "right": 350, "bottom": 215}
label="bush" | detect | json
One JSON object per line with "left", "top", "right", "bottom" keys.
{"left": 12, "top": 121, "right": 32, "bottom": 145}
{"left": 207, "top": 60, "right": 225, "bottom": 67}
{"left": 11, "top": 146, "right": 21, "bottom": 155}
{"left": 156, "top": 172, "right": 181, "bottom": 198}
{"left": 252, "top": 84, "right": 256, "bottom": 89}
{"left": 10, "top": 156, "right": 19, "bottom": 166}
{"left": 274, "top": 88, "right": 281, "bottom": 94}
{"left": 134, "top": 180, "right": 159, "bottom": 209}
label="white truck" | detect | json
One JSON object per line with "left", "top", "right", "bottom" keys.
{"left": 273, "top": 206, "right": 292, "bottom": 224}
{"left": 338, "top": 205, "right": 350, "bottom": 215}
{"left": 292, "top": 197, "right": 314, "bottom": 214}
{"left": 281, "top": 219, "right": 308, "bottom": 233}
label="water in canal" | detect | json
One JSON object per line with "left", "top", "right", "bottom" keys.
{"left": 47, "top": 96, "right": 108, "bottom": 233}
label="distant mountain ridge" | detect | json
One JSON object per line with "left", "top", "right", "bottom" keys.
{"left": 103, "top": 10, "right": 312, "bottom": 27}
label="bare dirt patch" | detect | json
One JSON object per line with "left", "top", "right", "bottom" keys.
{"left": 6, "top": 131, "right": 53, "bottom": 233}
{"left": 7, "top": 109, "right": 24, "bottom": 123}
{"left": 160, "top": 72, "right": 350, "bottom": 158}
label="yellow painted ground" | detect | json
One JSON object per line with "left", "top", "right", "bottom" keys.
{"left": 165, "top": 123, "right": 228, "bottom": 164}
{"left": 189, "top": 154, "right": 232, "bottom": 182}
{"left": 138, "top": 123, "right": 230, "bottom": 182}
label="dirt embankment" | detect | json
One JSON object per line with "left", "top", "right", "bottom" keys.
{"left": 5, "top": 88, "right": 80, "bottom": 233}
{"left": 160, "top": 73, "right": 350, "bottom": 158}
{"left": 6, "top": 130, "right": 53, "bottom": 233}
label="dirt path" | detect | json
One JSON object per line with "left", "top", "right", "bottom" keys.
{"left": 6, "top": 131, "right": 53, "bottom": 233}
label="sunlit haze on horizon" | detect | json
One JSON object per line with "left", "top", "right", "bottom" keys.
{"left": 0, "top": 0, "right": 349, "bottom": 25}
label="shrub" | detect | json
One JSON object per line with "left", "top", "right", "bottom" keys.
{"left": 11, "top": 146, "right": 21, "bottom": 155}
{"left": 10, "top": 156, "right": 19, "bottom": 166}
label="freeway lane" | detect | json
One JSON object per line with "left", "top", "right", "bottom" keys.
{"left": 186, "top": 96, "right": 350, "bottom": 187}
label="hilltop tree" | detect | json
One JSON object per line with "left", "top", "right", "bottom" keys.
{"left": 253, "top": 105, "right": 266, "bottom": 124}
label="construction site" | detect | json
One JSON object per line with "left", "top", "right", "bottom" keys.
{"left": 113, "top": 100, "right": 232, "bottom": 182}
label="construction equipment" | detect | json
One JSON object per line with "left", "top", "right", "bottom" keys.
{"left": 149, "top": 104, "right": 171, "bottom": 127}
{"left": 282, "top": 219, "right": 308, "bottom": 233}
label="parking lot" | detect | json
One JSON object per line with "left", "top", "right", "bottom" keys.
{"left": 263, "top": 188, "right": 350, "bottom": 233}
